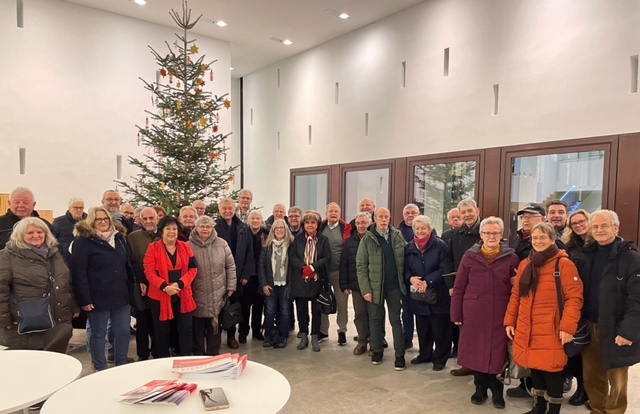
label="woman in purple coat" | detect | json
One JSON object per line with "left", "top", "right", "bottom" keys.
{"left": 451, "top": 217, "right": 520, "bottom": 409}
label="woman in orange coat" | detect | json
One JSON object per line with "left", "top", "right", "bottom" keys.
{"left": 504, "top": 223, "right": 583, "bottom": 414}
{"left": 144, "top": 215, "right": 198, "bottom": 358}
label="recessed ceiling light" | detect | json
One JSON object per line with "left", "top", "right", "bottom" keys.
{"left": 133, "top": 0, "right": 146, "bottom": 5}
{"left": 323, "top": 9, "right": 349, "bottom": 20}
{"left": 282, "top": 39, "right": 293, "bottom": 46}
{"left": 230, "top": 67, "right": 234, "bottom": 71}
{"left": 339, "top": 13, "right": 349, "bottom": 19}
{"left": 216, "top": 21, "right": 227, "bottom": 27}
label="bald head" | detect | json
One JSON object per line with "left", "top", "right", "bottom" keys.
{"left": 359, "top": 198, "right": 375, "bottom": 214}
{"left": 375, "top": 207, "right": 391, "bottom": 233}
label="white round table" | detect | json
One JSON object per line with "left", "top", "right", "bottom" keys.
{"left": 42, "top": 358, "right": 291, "bottom": 413}
{"left": 0, "top": 350, "right": 82, "bottom": 414}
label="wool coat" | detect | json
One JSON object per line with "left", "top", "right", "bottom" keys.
{"left": 404, "top": 236, "right": 450, "bottom": 316}
{"left": 189, "top": 230, "right": 236, "bottom": 329}
{"left": 288, "top": 232, "right": 331, "bottom": 299}
{"left": 339, "top": 230, "right": 363, "bottom": 292}
{"left": 0, "top": 242, "right": 79, "bottom": 349}
{"left": 52, "top": 210, "right": 87, "bottom": 263}
{"left": 451, "top": 243, "right": 520, "bottom": 374}
{"left": 214, "top": 216, "right": 254, "bottom": 296}
{"left": 504, "top": 250, "right": 583, "bottom": 372}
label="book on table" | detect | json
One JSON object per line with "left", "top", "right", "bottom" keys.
{"left": 172, "top": 353, "right": 248, "bottom": 380}
{"left": 119, "top": 379, "right": 197, "bottom": 405}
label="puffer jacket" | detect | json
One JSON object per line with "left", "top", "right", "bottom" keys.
{"left": 0, "top": 242, "right": 79, "bottom": 349}
{"left": 339, "top": 230, "right": 363, "bottom": 292}
{"left": 188, "top": 230, "right": 236, "bottom": 328}
{"left": 404, "top": 235, "right": 450, "bottom": 316}
{"left": 288, "top": 232, "right": 331, "bottom": 299}
{"left": 52, "top": 210, "right": 87, "bottom": 263}
{"left": 504, "top": 250, "right": 583, "bottom": 372}
{"left": 356, "top": 225, "right": 407, "bottom": 305}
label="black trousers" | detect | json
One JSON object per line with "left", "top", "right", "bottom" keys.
{"left": 148, "top": 298, "right": 193, "bottom": 358}
{"left": 530, "top": 368, "right": 564, "bottom": 399}
{"left": 452, "top": 322, "right": 460, "bottom": 352}
{"left": 416, "top": 313, "right": 452, "bottom": 365}
{"left": 133, "top": 306, "right": 157, "bottom": 360}
{"left": 193, "top": 316, "right": 222, "bottom": 356}
{"left": 239, "top": 277, "right": 264, "bottom": 337}
{"left": 296, "top": 298, "right": 321, "bottom": 335}
{"left": 564, "top": 353, "right": 584, "bottom": 387}
{"left": 474, "top": 372, "right": 504, "bottom": 397}
{"left": 225, "top": 293, "right": 241, "bottom": 339}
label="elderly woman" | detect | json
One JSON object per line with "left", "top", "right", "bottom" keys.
{"left": 259, "top": 218, "right": 294, "bottom": 348}
{"left": 188, "top": 215, "right": 236, "bottom": 356}
{"left": 178, "top": 206, "right": 198, "bottom": 241}
{"left": 144, "top": 216, "right": 198, "bottom": 358}
{"left": 451, "top": 217, "right": 520, "bottom": 409}
{"left": 505, "top": 222, "right": 583, "bottom": 414}
{"left": 289, "top": 211, "right": 331, "bottom": 352}
{"left": 71, "top": 207, "right": 133, "bottom": 370}
{"left": 0, "top": 218, "right": 79, "bottom": 352}
{"left": 404, "top": 215, "right": 451, "bottom": 371}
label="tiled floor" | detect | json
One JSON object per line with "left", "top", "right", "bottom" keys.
{"left": 16, "top": 315, "right": 640, "bottom": 414}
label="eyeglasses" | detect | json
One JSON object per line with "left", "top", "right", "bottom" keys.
{"left": 70, "top": 206, "right": 84, "bottom": 210}
{"left": 105, "top": 198, "right": 120, "bottom": 202}
{"left": 274, "top": 227, "right": 286, "bottom": 231}
{"left": 571, "top": 219, "right": 588, "bottom": 227}
{"left": 591, "top": 224, "right": 612, "bottom": 231}
{"left": 481, "top": 232, "right": 502, "bottom": 238}
{"left": 94, "top": 218, "right": 110, "bottom": 223}
{"left": 197, "top": 225, "right": 213, "bottom": 230}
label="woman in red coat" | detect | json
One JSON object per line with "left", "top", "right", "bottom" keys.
{"left": 451, "top": 217, "right": 520, "bottom": 409}
{"left": 144, "top": 215, "right": 198, "bottom": 358}
{"left": 504, "top": 223, "right": 583, "bottom": 414}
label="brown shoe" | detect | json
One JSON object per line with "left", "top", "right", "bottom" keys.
{"left": 353, "top": 344, "right": 367, "bottom": 355}
{"left": 228, "top": 337, "right": 239, "bottom": 349}
{"left": 450, "top": 366, "right": 473, "bottom": 376}
{"left": 368, "top": 345, "right": 374, "bottom": 357}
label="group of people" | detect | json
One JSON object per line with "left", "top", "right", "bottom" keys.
{"left": 0, "top": 186, "right": 638, "bottom": 414}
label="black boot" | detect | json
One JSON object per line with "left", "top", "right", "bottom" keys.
{"left": 545, "top": 393, "right": 563, "bottom": 414}
{"left": 524, "top": 389, "right": 547, "bottom": 414}
{"left": 488, "top": 376, "right": 505, "bottom": 409}
{"left": 471, "top": 372, "right": 488, "bottom": 405}
{"left": 568, "top": 385, "right": 588, "bottom": 406}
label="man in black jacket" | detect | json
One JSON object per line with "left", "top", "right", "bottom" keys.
{"left": 0, "top": 187, "right": 51, "bottom": 250}
{"left": 440, "top": 208, "right": 462, "bottom": 245}
{"left": 52, "top": 197, "right": 87, "bottom": 263}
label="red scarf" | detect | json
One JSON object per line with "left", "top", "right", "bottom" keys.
{"left": 414, "top": 232, "right": 431, "bottom": 253}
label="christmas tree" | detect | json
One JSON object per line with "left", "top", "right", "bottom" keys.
{"left": 117, "top": 1, "right": 236, "bottom": 216}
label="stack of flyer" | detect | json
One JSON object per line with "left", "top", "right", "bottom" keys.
{"left": 119, "top": 380, "right": 197, "bottom": 405}
{"left": 172, "top": 353, "right": 248, "bottom": 380}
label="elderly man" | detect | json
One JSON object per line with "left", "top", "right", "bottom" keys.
{"left": 444, "top": 198, "right": 483, "bottom": 376}
{"left": 121, "top": 203, "right": 139, "bottom": 232}
{"left": 127, "top": 207, "right": 160, "bottom": 361}
{"left": 0, "top": 187, "right": 51, "bottom": 250}
{"left": 52, "top": 197, "right": 87, "bottom": 262}
{"left": 357, "top": 207, "right": 408, "bottom": 370}
{"left": 440, "top": 208, "right": 463, "bottom": 244}
{"left": 288, "top": 206, "right": 303, "bottom": 236}
{"left": 215, "top": 197, "right": 255, "bottom": 349}
{"left": 578, "top": 210, "right": 640, "bottom": 414}
{"left": 101, "top": 190, "right": 133, "bottom": 234}
{"left": 318, "top": 202, "right": 352, "bottom": 345}
{"left": 510, "top": 204, "right": 547, "bottom": 260}
{"left": 340, "top": 212, "right": 372, "bottom": 355}
{"left": 192, "top": 200, "right": 207, "bottom": 217}
{"left": 265, "top": 203, "right": 288, "bottom": 232}
{"left": 178, "top": 206, "right": 198, "bottom": 240}
{"left": 546, "top": 199, "right": 569, "bottom": 237}
{"left": 235, "top": 189, "right": 253, "bottom": 224}
{"left": 349, "top": 197, "right": 376, "bottom": 234}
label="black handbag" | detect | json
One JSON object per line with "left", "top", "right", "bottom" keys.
{"left": 317, "top": 283, "right": 337, "bottom": 315}
{"left": 221, "top": 297, "right": 243, "bottom": 330}
{"left": 12, "top": 276, "right": 55, "bottom": 335}
{"left": 553, "top": 258, "right": 590, "bottom": 357}
{"left": 409, "top": 285, "right": 439, "bottom": 305}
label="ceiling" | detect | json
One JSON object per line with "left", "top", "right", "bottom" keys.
{"left": 62, "top": 0, "right": 426, "bottom": 78}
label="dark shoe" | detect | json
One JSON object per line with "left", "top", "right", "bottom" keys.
{"left": 569, "top": 386, "right": 588, "bottom": 406}
{"left": 410, "top": 356, "right": 432, "bottom": 365}
{"left": 492, "top": 395, "right": 505, "bottom": 409}
{"left": 383, "top": 338, "right": 388, "bottom": 348}
{"left": 263, "top": 338, "right": 272, "bottom": 348}
{"left": 450, "top": 350, "right": 458, "bottom": 359}
{"left": 297, "top": 334, "right": 309, "bottom": 350}
{"left": 506, "top": 385, "right": 528, "bottom": 398}
{"left": 371, "top": 352, "right": 383, "bottom": 365}
{"left": 338, "top": 332, "right": 347, "bottom": 346}
{"left": 394, "top": 356, "right": 406, "bottom": 371}
{"left": 227, "top": 337, "right": 239, "bottom": 349}
{"left": 404, "top": 340, "right": 414, "bottom": 350}
{"left": 317, "top": 332, "right": 329, "bottom": 343}
{"left": 253, "top": 332, "right": 265, "bottom": 341}
{"left": 433, "top": 363, "right": 445, "bottom": 371}
{"left": 470, "top": 392, "right": 488, "bottom": 405}
{"left": 563, "top": 377, "right": 573, "bottom": 393}
{"left": 311, "top": 334, "right": 321, "bottom": 352}
{"left": 450, "top": 366, "right": 473, "bottom": 376}
{"left": 276, "top": 337, "right": 288, "bottom": 348}
{"left": 353, "top": 344, "right": 367, "bottom": 355}
{"left": 353, "top": 336, "right": 359, "bottom": 341}
{"left": 238, "top": 335, "right": 247, "bottom": 344}
{"left": 106, "top": 355, "right": 115, "bottom": 363}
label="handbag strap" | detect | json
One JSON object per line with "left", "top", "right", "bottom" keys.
{"left": 11, "top": 261, "right": 54, "bottom": 302}
{"left": 553, "top": 258, "right": 565, "bottom": 317}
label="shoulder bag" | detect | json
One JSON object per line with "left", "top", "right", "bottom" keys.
{"left": 553, "top": 258, "right": 590, "bottom": 357}
{"left": 11, "top": 276, "right": 55, "bottom": 335}
{"left": 221, "top": 296, "right": 243, "bottom": 330}
{"left": 317, "top": 283, "right": 337, "bottom": 315}
{"left": 409, "top": 285, "right": 439, "bottom": 305}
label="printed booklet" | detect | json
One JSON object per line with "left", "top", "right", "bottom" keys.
{"left": 172, "top": 353, "right": 248, "bottom": 380}
{"left": 119, "top": 379, "right": 197, "bottom": 405}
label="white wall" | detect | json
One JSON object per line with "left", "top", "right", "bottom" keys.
{"left": 0, "top": 0, "right": 231, "bottom": 215}
{"left": 242, "top": 0, "right": 640, "bottom": 213}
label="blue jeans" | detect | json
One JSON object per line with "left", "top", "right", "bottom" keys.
{"left": 87, "top": 305, "right": 131, "bottom": 370}
{"left": 264, "top": 286, "right": 290, "bottom": 339}
{"left": 85, "top": 318, "right": 114, "bottom": 356}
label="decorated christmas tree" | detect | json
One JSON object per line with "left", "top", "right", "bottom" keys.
{"left": 117, "top": 1, "right": 236, "bottom": 216}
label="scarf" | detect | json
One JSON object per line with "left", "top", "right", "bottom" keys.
{"left": 481, "top": 244, "right": 500, "bottom": 264}
{"left": 521, "top": 229, "right": 531, "bottom": 242}
{"left": 519, "top": 243, "right": 559, "bottom": 297}
{"left": 304, "top": 233, "right": 317, "bottom": 266}
{"left": 29, "top": 244, "right": 49, "bottom": 259}
{"left": 414, "top": 232, "right": 431, "bottom": 253}
{"left": 97, "top": 230, "right": 116, "bottom": 248}
{"left": 271, "top": 239, "right": 288, "bottom": 286}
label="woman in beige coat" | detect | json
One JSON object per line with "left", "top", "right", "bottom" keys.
{"left": 188, "top": 215, "right": 236, "bottom": 355}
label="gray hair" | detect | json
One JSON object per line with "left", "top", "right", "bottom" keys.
{"left": 402, "top": 203, "right": 419, "bottom": 214}
{"left": 412, "top": 215, "right": 433, "bottom": 231}
{"left": 194, "top": 215, "right": 215, "bottom": 227}
{"left": 326, "top": 202, "right": 341, "bottom": 211}
{"left": 355, "top": 212, "right": 372, "bottom": 221}
{"left": 248, "top": 210, "right": 264, "bottom": 221}
{"left": 67, "top": 197, "right": 84, "bottom": 208}
{"left": 273, "top": 203, "right": 286, "bottom": 212}
{"left": 590, "top": 209, "right": 620, "bottom": 228}
{"left": 218, "top": 197, "right": 235, "bottom": 208}
{"left": 10, "top": 187, "right": 34, "bottom": 200}
{"left": 457, "top": 198, "right": 478, "bottom": 211}
{"left": 480, "top": 216, "right": 504, "bottom": 233}
{"left": 101, "top": 189, "right": 120, "bottom": 199}
{"left": 10, "top": 217, "right": 58, "bottom": 249}
{"left": 179, "top": 206, "right": 198, "bottom": 217}
{"left": 265, "top": 219, "right": 294, "bottom": 248}
{"left": 531, "top": 222, "right": 556, "bottom": 240}
{"left": 288, "top": 206, "right": 302, "bottom": 216}
{"left": 238, "top": 189, "right": 253, "bottom": 198}
{"left": 447, "top": 208, "right": 460, "bottom": 219}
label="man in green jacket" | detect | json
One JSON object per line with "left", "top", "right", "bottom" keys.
{"left": 356, "top": 207, "right": 408, "bottom": 370}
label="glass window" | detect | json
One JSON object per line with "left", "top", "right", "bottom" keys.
{"left": 413, "top": 161, "right": 476, "bottom": 235}
{"left": 294, "top": 173, "right": 328, "bottom": 213}
{"left": 344, "top": 168, "right": 389, "bottom": 221}
{"left": 509, "top": 150, "right": 605, "bottom": 236}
